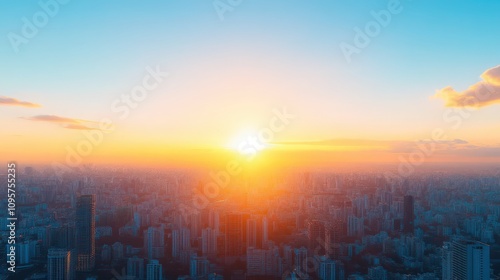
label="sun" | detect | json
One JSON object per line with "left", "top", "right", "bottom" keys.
{"left": 226, "top": 129, "right": 269, "bottom": 157}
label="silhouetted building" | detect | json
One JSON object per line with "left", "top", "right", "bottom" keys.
{"left": 403, "top": 195, "right": 414, "bottom": 234}
{"left": 75, "top": 195, "right": 96, "bottom": 272}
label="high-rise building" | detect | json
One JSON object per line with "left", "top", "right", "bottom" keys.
{"left": 224, "top": 213, "right": 245, "bottom": 259}
{"left": 443, "top": 240, "right": 490, "bottom": 280}
{"left": 190, "top": 253, "right": 210, "bottom": 279}
{"left": 146, "top": 259, "right": 163, "bottom": 280}
{"left": 294, "top": 247, "right": 308, "bottom": 274}
{"left": 172, "top": 227, "right": 191, "bottom": 260}
{"left": 201, "top": 227, "right": 217, "bottom": 258}
{"left": 318, "top": 256, "right": 344, "bottom": 280}
{"left": 325, "top": 219, "right": 346, "bottom": 258}
{"left": 144, "top": 226, "right": 165, "bottom": 259}
{"left": 75, "top": 195, "right": 96, "bottom": 272}
{"left": 307, "top": 220, "right": 325, "bottom": 252}
{"left": 442, "top": 242, "right": 453, "bottom": 280}
{"left": 403, "top": 195, "right": 414, "bottom": 234}
{"left": 47, "top": 248, "right": 75, "bottom": 280}
{"left": 127, "top": 256, "right": 144, "bottom": 280}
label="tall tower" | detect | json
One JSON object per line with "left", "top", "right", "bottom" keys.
{"left": 47, "top": 248, "right": 75, "bottom": 280}
{"left": 75, "top": 195, "right": 96, "bottom": 272}
{"left": 403, "top": 195, "right": 414, "bottom": 234}
{"left": 224, "top": 213, "right": 245, "bottom": 260}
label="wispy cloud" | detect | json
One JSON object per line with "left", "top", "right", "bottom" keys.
{"left": 0, "top": 96, "right": 41, "bottom": 108}
{"left": 63, "top": 124, "right": 94, "bottom": 130}
{"left": 22, "top": 115, "right": 96, "bottom": 130}
{"left": 434, "top": 65, "right": 500, "bottom": 108}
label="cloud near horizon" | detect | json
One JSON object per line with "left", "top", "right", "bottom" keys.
{"left": 22, "top": 115, "right": 96, "bottom": 130}
{"left": 434, "top": 65, "right": 500, "bottom": 108}
{"left": 275, "top": 138, "right": 500, "bottom": 157}
{"left": 0, "top": 96, "right": 41, "bottom": 108}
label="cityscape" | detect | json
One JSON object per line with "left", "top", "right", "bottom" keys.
{"left": 0, "top": 165, "right": 499, "bottom": 279}
{"left": 1, "top": 1, "right": 500, "bottom": 279}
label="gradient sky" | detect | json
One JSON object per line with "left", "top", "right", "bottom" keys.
{"left": 1, "top": 0, "right": 500, "bottom": 166}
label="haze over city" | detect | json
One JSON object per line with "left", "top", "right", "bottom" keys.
{"left": 0, "top": 1, "right": 500, "bottom": 280}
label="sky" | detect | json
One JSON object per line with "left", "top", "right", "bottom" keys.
{"left": 1, "top": 0, "right": 500, "bottom": 168}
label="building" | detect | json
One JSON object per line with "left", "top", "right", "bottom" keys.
{"left": 146, "top": 259, "right": 163, "bottom": 280}
{"left": 403, "top": 195, "right": 414, "bottom": 234}
{"left": 127, "top": 256, "right": 144, "bottom": 280}
{"left": 224, "top": 213, "right": 246, "bottom": 260}
{"left": 308, "top": 220, "right": 325, "bottom": 252}
{"left": 75, "top": 195, "right": 96, "bottom": 272}
{"left": 144, "top": 226, "right": 165, "bottom": 259}
{"left": 443, "top": 240, "right": 490, "bottom": 280}
{"left": 172, "top": 227, "right": 191, "bottom": 260}
{"left": 201, "top": 227, "right": 218, "bottom": 258}
{"left": 294, "top": 247, "right": 308, "bottom": 274}
{"left": 190, "top": 253, "right": 210, "bottom": 279}
{"left": 247, "top": 247, "right": 282, "bottom": 277}
{"left": 318, "top": 256, "right": 344, "bottom": 280}
{"left": 47, "top": 248, "right": 75, "bottom": 280}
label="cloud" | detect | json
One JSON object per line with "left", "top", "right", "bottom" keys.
{"left": 0, "top": 96, "right": 41, "bottom": 108}
{"left": 24, "top": 115, "right": 81, "bottom": 123}
{"left": 434, "top": 65, "right": 500, "bottom": 108}
{"left": 63, "top": 124, "right": 94, "bottom": 130}
{"left": 22, "top": 115, "right": 97, "bottom": 130}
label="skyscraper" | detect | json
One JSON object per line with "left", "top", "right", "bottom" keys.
{"left": 224, "top": 213, "right": 246, "bottom": 261}
{"left": 403, "top": 195, "right": 414, "bottom": 234}
{"left": 47, "top": 248, "right": 75, "bottom": 280}
{"left": 443, "top": 240, "right": 490, "bottom": 280}
{"left": 75, "top": 195, "right": 96, "bottom": 272}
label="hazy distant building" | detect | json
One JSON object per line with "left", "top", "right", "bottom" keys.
{"left": 308, "top": 220, "right": 325, "bottom": 252}
{"left": 201, "top": 227, "right": 218, "bottom": 258}
{"left": 144, "top": 226, "right": 165, "bottom": 259}
{"left": 47, "top": 248, "right": 75, "bottom": 280}
{"left": 127, "top": 256, "right": 144, "bottom": 280}
{"left": 403, "top": 195, "right": 414, "bottom": 234}
{"left": 190, "top": 254, "right": 209, "bottom": 279}
{"left": 442, "top": 240, "right": 490, "bottom": 280}
{"left": 146, "top": 259, "right": 163, "bottom": 280}
{"left": 75, "top": 195, "right": 96, "bottom": 272}
{"left": 172, "top": 227, "right": 191, "bottom": 260}
{"left": 294, "top": 247, "right": 308, "bottom": 274}
{"left": 318, "top": 256, "right": 344, "bottom": 280}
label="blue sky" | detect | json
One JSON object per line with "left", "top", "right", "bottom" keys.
{"left": 1, "top": 0, "right": 500, "bottom": 164}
